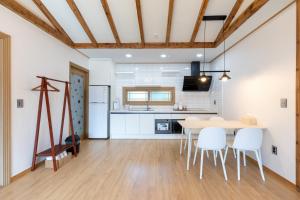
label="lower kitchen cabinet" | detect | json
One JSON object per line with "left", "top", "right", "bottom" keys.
{"left": 139, "top": 114, "right": 155, "bottom": 134}
{"left": 110, "top": 113, "right": 217, "bottom": 138}
{"left": 110, "top": 114, "right": 126, "bottom": 135}
{"left": 125, "top": 114, "right": 140, "bottom": 135}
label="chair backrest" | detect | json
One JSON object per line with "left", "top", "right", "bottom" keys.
{"left": 209, "top": 116, "right": 224, "bottom": 121}
{"left": 197, "top": 127, "right": 226, "bottom": 150}
{"left": 232, "top": 128, "right": 263, "bottom": 150}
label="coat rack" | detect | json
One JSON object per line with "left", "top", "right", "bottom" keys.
{"left": 31, "top": 76, "right": 77, "bottom": 172}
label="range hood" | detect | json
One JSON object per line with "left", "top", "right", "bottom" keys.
{"left": 182, "top": 61, "right": 212, "bottom": 91}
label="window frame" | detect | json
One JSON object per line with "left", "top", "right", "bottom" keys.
{"left": 123, "top": 86, "right": 175, "bottom": 106}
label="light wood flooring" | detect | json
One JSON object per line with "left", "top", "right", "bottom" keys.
{"left": 0, "top": 140, "right": 299, "bottom": 200}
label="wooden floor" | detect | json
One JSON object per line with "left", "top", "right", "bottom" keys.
{"left": 0, "top": 140, "right": 299, "bottom": 200}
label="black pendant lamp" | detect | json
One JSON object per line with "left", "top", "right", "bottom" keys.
{"left": 199, "top": 21, "right": 207, "bottom": 82}
{"left": 219, "top": 20, "right": 231, "bottom": 81}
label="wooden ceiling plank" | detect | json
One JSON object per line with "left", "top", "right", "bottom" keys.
{"left": 32, "top": 0, "right": 73, "bottom": 44}
{"left": 66, "top": 0, "right": 97, "bottom": 45}
{"left": 215, "top": 0, "right": 244, "bottom": 43}
{"left": 215, "top": 0, "right": 269, "bottom": 47}
{"left": 166, "top": 0, "right": 175, "bottom": 43}
{"left": 0, "top": 0, "right": 73, "bottom": 47}
{"left": 135, "top": 0, "right": 145, "bottom": 44}
{"left": 100, "top": 0, "right": 121, "bottom": 44}
{"left": 74, "top": 42, "right": 215, "bottom": 49}
{"left": 190, "top": 0, "right": 209, "bottom": 42}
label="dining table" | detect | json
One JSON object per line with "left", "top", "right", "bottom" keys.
{"left": 177, "top": 119, "right": 266, "bottom": 170}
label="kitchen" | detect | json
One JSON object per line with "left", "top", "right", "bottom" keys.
{"left": 1, "top": 0, "right": 299, "bottom": 199}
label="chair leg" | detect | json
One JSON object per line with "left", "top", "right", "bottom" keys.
{"left": 213, "top": 151, "right": 217, "bottom": 166}
{"left": 243, "top": 150, "right": 247, "bottom": 167}
{"left": 224, "top": 146, "right": 228, "bottom": 161}
{"left": 184, "top": 135, "right": 187, "bottom": 150}
{"left": 219, "top": 150, "right": 228, "bottom": 181}
{"left": 193, "top": 145, "right": 198, "bottom": 166}
{"left": 233, "top": 148, "right": 236, "bottom": 158}
{"left": 255, "top": 150, "right": 265, "bottom": 181}
{"left": 180, "top": 129, "right": 184, "bottom": 155}
{"left": 200, "top": 149, "right": 204, "bottom": 179}
{"left": 237, "top": 150, "right": 240, "bottom": 181}
{"left": 206, "top": 150, "right": 209, "bottom": 158}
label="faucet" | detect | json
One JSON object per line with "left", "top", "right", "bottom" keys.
{"left": 146, "top": 101, "right": 150, "bottom": 111}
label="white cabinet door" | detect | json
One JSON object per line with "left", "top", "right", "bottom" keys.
{"left": 110, "top": 114, "right": 126, "bottom": 135}
{"left": 125, "top": 114, "right": 140, "bottom": 135}
{"left": 140, "top": 114, "right": 155, "bottom": 134}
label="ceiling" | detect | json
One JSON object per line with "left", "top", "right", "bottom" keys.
{"left": 9, "top": 0, "right": 295, "bottom": 62}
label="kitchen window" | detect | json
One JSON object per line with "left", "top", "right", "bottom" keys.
{"left": 123, "top": 87, "right": 175, "bottom": 105}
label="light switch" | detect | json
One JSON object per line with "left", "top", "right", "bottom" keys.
{"left": 280, "top": 98, "right": 287, "bottom": 108}
{"left": 17, "top": 99, "right": 24, "bottom": 108}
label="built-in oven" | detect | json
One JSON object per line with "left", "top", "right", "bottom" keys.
{"left": 155, "top": 119, "right": 184, "bottom": 134}
{"left": 155, "top": 119, "right": 172, "bottom": 134}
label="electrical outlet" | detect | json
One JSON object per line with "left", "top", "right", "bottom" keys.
{"left": 280, "top": 98, "right": 287, "bottom": 108}
{"left": 17, "top": 99, "right": 24, "bottom": 108}
{"left": 272, "top": 145, "right": 278, "bottom": 155}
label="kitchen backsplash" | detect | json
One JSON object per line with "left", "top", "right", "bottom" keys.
{"left": 114, "top": 63, "right": 219, "bottom": 111}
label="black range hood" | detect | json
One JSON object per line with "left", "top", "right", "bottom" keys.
{"left": 182, "top": 61, "right": 212, "bottom": 92}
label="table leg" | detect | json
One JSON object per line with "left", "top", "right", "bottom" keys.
{"left": 187, "top": 131, "right": 192, "bottom": 170}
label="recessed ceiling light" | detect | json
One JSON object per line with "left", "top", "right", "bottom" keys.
{"left": 125, "top": 54, "right": 132, "bottom": 58}
{"left": 160, "top": 54, "right": 167, "bottom": 58}
{"left": 196, "top": 53, "right": 203, "bottom": 57}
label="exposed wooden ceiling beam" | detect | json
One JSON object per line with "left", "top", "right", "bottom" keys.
{"left": 190, "top": 0, "right": 209, "bottom": 42}
{"left": 100, "top": 0, "right": 121, "bottom": 44}
{"left": 66, "top": 0, "right": 97, "bottom": 45}
{"left": 0, "top": 0, "right": 73, "bottom": 47}
{"left": 74, "top": 42, "right": 215, "bottom": 49}
{"left": 32, "top": 0, "right": 73, "bottom": 45}
{"left": 215, "top": 0, "right": 269, "bottom": 47}
{"left": 135, "top": 0, "right": 145, "bottom": 44}
{"left": 215, "top": 0, "right": 244, "bottom": 43}
{"left": 166, "top": 0, "right": 175, "bottom": 44}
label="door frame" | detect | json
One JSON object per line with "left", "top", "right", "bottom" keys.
{"left": 69, "top": 62, "right": 89, "bottom": 139}
{"left": 0, "top": 32, "right": 11, "bottom": 186}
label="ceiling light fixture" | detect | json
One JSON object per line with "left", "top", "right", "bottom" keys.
{"left": 125, "top": 54, "right": 132, "bottom": 58}
{"left": 160, "top": 54, "right": 167, "bottom": 58}
{"left": 196, "top": 53, "right": 203, "bottom": 58}
{"left": 199, "top": 21, "right": 207, "bottom": 83}
{"left": 219, "top": 20, "right": 231, "bottom": 82}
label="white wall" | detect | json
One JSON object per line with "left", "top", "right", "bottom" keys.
{"left": 211, "top": 4, "right": 296, "bottom": 183}
{"left": 0, "top": 6, "right": 89, "bottom": 176}
{"left": 114, "top": 63, "right": 218, "bottom": 111}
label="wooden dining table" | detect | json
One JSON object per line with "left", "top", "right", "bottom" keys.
{"left": 177, "top": 120, "right": 266, "bottom": 170}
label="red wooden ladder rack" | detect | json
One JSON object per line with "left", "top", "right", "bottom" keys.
{"left": 31, "top": 76, "right": 77, "bottom": 172}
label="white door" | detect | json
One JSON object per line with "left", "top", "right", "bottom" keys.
{"left": 89, "top": 103, "right": 108, "bottom": 138}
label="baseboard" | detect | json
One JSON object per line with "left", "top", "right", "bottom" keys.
{"left": 10, "top": 161, "right": 44, "bottom": 183}
{"left": 246, "top": 155, "right": 296, "bottom": 189}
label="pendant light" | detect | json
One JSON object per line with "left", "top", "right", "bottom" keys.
{"left": 199, "top": 20, "right": 207, "bottom": 83}
{"left": 219, "top": 20, "right": 231, "bottom": 81}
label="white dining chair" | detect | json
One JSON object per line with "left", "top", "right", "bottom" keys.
{"left": 208, "top": 116, "right": 225, "bottom": 166}
{"left": 180, "top": 116, "right": 200, "bottom": 155}
{"left": 225, "top": 128, "right": 265, "bottom": 181}
{"left": 193, "top": 127, "right": 228, "bottom": 181}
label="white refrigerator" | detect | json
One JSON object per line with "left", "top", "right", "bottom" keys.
{"left": 89, "top": 85, "right": 110, "bottom": 139}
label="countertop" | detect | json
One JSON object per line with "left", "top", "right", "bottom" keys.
{"left": 110, "top": 109, "right": 218, "bottom": 114}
